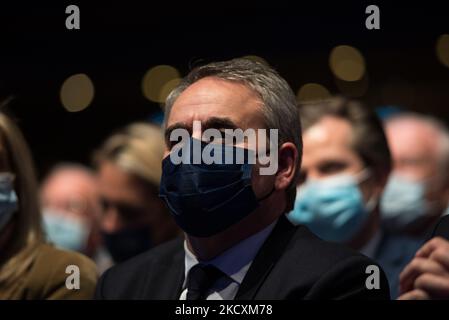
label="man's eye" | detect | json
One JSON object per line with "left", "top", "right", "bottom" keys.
{"left": 222, "top": 132, "right": 243, "bottom": 145}
{"left": 401, "top": 158, "right": 426, "bottom": 166}
{"left": 319, "top": 162, "right": 347, "bottom": 174}
{"left": 118, "top": 206, "right": 145, "bottom": 222}
{"left": 101, "top": 199, "right": 110, "bottom": 210}
{"left": 203, "top": 131, "right": 226, "bottom": 144}
{"left": 168, "top": 137, "right": 182, "bottom": 149}
{"left": 168, "top": 141, "right": 177, "bottom": 149}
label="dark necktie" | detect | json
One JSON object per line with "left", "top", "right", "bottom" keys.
{"left": 186, "top": 264, "right": 224, "bottom": 300}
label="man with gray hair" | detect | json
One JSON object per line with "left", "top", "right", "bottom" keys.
{"left": 95, "top": 58, "right": 389, "bottom": 300}
{"left": 381, "top": 113, "right": 449, "bottom": 238}
{"left": 40, "top": 163, "right": 113, "bottom": 274}
{"left": 41, "top": 164, "right": 103, "bottom": 257}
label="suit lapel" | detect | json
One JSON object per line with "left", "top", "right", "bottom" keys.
{"left": 166, "top": 248, "right": 186, "bottom": 299}
{"left": 235, "top": 215, "right": 297, "bottom": 300}
{"left": 141, "top": 237, "right": 185, "bottom": 299}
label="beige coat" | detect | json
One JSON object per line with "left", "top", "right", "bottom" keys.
{"left": 0, "top": 243, "right": 97, "bottom": 299}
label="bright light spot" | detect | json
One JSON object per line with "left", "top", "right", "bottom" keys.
{"left": 329, "top": 45, "right": 366, "bottom": 82}
{"left": 142, "top": 65, "right": 180, "bottom": 103}
{"left": 436, "top": 34, "right": 449, "bottom": 68}
{"left": 60, "top": 73, "right": 95, "bottom": 112}
{"left": 158, "top": 78, "right": 181, "bottom": 108}
{"left": 297, "top": 83, "right": 331, "bottom": 102}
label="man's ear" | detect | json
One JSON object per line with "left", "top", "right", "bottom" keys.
{"left": 274, "top": 142, "right": 299, "bottom": 191}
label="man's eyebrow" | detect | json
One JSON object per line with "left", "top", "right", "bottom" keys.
{"left": 164, "top": 122, "right": 191, "bottom": 143}
{"left": 202, "top": 117, "right": 239, "bottom": 131}
{"left": 164, "top": 117, "right": 238, "bottom": 144}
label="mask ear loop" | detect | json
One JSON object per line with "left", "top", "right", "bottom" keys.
{"left": 252, "top": 143, "right": 277, "bottom": 202}
{"left": 253, "top": 154, "right": 276, "bottom": 203}
{"left": 365, "top": 195, "right": 379, "bottom": 212}
{"left": 356, "top": 168, "right": 379, "bottom": 212}
{"left": 355, "top": 168, "right": 372, "bottom": 183}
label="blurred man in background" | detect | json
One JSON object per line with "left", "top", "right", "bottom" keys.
{"left": 40, "top": 164, "right": 107, "bottom": 271}
{"left": 94, "top": 123, "right": 179, "bottom": 264}
{"left": 288, "top": 97, "right": 421, "bottom": 298}
{"left": 381, "top": 113, "right": 449, "bottom": 238}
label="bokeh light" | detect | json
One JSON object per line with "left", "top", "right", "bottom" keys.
{"left": 60, "top": 73, "right": 95, "bottom": 112}
{"left": 158, "top": 78, "right": 182, "bottom": 108}
{"left": 329, "top": 45, "right": 366, "bottom": 82}
{"left": 297, "top": 83, "right": 331, "bottom": 102}
{"left": 436, "top": 34, "right": 449, "bottom": 68}
{"left": 142, "top": 65, "right": 181, "bottom": 103}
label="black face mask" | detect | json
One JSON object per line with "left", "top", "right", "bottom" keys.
{"left": 159, "top": 137, "right": 274, "bottom": 237}
{"left": 101, "top": 226, "right": 152, "bottom": 263}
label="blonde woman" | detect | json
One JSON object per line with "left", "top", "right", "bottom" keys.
{"left": 94, "top": 123, "right": 179, "bottom": 263}
{"left": 0, "top": 111, "right": 97, "bottom": 299}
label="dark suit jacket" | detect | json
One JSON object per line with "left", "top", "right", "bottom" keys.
{"left": 95, "top": 215, "right": 390, "bottom": 300}
{"left": 374, "top": 231, "right": 422, "bottom": 298}
{"left": 431, "top": 214, "right": 449, "bottom": 240}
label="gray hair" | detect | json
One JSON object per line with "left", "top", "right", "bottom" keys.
{"left": 385, "top": 112, "right": 449, "bottom": 179}
{"left": 164, "top": 58, "right": 302, "bottom": 212}
{"left": 300, "top": 97, "right": 392, "bottom": 178}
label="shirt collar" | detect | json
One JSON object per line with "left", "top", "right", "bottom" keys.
{"left": 184, "top": 219, "right": 277, "bottom": 285}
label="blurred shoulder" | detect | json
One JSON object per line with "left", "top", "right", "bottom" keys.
{"left": 95, "top": 236, "right": 184, "bottom": 299}
{"left": 289, "top": 225, "right": 369, "bottom": 263}
{"left": 27, "top": 243, "right": 97, "bottom": 299}
{"left": 287, "top": 226, "right": 390, "bottom": 299}
{"left": 36, "top": 243, "right": 97, "bottom": 270}
{"left": 102, "top": 236, "right": 184, "bottom": 278}
{"left": 433, "top": 214, "right": 449, "bottom": 240}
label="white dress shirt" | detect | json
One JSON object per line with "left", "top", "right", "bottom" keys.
{"left": 179, "top": 220, "right": 277, "bottom": 300}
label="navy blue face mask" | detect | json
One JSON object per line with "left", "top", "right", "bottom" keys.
{"left": 101, "top": 226, "right": 153, "bottom": 263}
{"left": 159, "top": 137, "right": 274, "bottom": 237}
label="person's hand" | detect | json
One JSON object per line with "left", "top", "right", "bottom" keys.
{"left": 398, "top": 237, "right": 449, "bottom": 300}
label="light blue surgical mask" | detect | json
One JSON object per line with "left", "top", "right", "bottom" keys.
{"left": 0, "top": 173, "right": 18, "bottom": 232}
{"left": 442, "top": 206, "right": 449, "bottom": 217}
{"left": 287, "top": 170, "right": 375, "bottom": 243}
{"left": 42, "top": 209, "right": 89, "bottom": 252}
{"left": 380, "top": 173, "right": 432, "bottom": 230}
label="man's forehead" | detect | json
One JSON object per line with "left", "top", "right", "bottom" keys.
{"left": 166, "top": 77, "right": 262, "bottom": 127}
{"left": 174, "top": 77, "right": 254, "bottom": 102}
{"left": 304, "top": 116, "right": 353, "bottom": 149}
{"left": 301, "top": 117, "right": 363, "bottom": 170}
{"left": 386, "top": 120, "right": 439, "bottom": 157}
{"left": 386, "top": 118, "right": 439, "bottom": 141}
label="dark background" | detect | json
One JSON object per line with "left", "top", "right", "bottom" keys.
{"left": 0, "top": 1, "right": 448, "bottom": 179}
